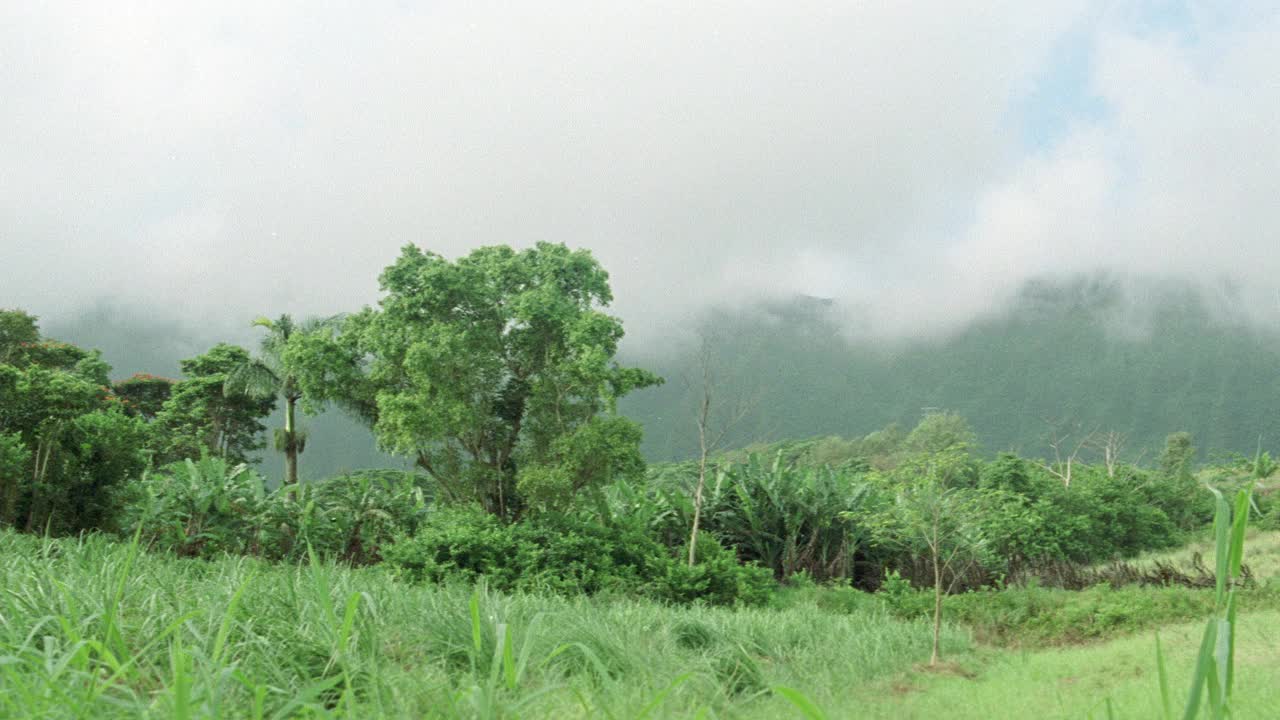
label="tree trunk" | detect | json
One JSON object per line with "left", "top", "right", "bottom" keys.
{"left": 931, "top": 548, "right": 943, "bottom": 666}
{"left": 688, "top": 452, "right": 707, "bottom": 566}
{"left": 284, "top": 395, "right": 299, "bottom": 485}
{"left": 688, "top": 391, "right": 710, "bottom": 566}
{"left": 24, "top": 434, "right": 55, "bottom": 533}
{"left": 0, "top": 479, "right": 16, "bottom": 527}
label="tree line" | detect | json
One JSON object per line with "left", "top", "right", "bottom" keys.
{"left": 1, "top": 242, "right": 657, "bottom": 531}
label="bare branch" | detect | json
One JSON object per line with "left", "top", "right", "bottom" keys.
{"left": 1040, "top": 417, "right": 1093, "bottom": 487}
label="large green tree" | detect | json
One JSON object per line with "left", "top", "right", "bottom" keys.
{"left": 151, "top": 344, "right": 275, "bottom": 466}
{"left": 294, "top": 243, "right": 660, "bottom": 520}
{"left": 0, "top": 310, "right": 147, "bottom": 532}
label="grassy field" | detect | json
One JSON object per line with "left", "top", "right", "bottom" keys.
{"left": 3, "top": 529, "right": 1275, "bottom": 718}
{"left": 1132, "top": 527, "right": 1280, "bottom": 580}
{"left": 847, "top": 528, "right": 1280, "bottom": 719}
{"left": 0, "top": 530, "right": 966, "bottom": 719}
{"left": 847, "top": 610, "right": 1280, "bottom": 719}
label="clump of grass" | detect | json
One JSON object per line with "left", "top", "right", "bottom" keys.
{"left": 672, "top": 620, "right": 719, "bottom": 651}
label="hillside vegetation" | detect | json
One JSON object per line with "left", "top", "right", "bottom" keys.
{"left": 625, "top": 275, "right": 1280, "bottom": 463}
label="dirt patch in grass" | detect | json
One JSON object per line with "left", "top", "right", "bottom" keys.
{"left": 913, "top": 661, "right": 977, "bottom": 678}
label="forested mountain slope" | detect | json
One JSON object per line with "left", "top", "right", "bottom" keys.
{"left": 622, "top": 276, "right": 1280, "bottom": 462}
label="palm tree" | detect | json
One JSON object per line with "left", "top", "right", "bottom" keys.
{"left": 225, "top": 315, "right": 327, "bottom": 486}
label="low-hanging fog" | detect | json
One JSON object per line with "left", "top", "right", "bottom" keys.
{"left": 4, "top": 2, "right": 1278, "bottom": 353}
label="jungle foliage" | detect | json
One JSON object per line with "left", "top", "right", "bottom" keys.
{"left": 3, "top": 246, "right": 1275, "bottom": 618}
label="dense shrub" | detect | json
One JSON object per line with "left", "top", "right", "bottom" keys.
{"left": 641, "top": 438, "right": 1212, "bottom": 595}
{"left": 1038, "top": 469, "right": 1182, "bottom": 562}
{"left": 867, "top": 466, "right": 1189, "bottom": 592}
{"left": 381, "top": 508, "right": 518, "bottom": 585}
{"left": 383, "top": 508, "right": 774, "bottom": 606}
{"left": 635, "top": 453, "right": 869, "bottom": 582}
{"left": 118, "top": 457, "right": 266, "bottom": 557}
{"left": 269, "top": 469, "right": 430, "bottom": 563}
{"left": 657, "top": 537, "right": 776, "bottom": 607}
{"left": 119, "top": 460, "right": 428, "bottom": 562}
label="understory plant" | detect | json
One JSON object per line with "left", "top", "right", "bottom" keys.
{"left": 119, "top": 459, "right": 428, "bottom": 563}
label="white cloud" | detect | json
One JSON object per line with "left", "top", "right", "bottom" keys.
{"left": 844, "top": 3, "right": 1280, "bottom": 339}
{"left": 3, "top": 1, "right": 1277, "bottom": 346}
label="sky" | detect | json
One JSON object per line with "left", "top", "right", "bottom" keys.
{"left": 3, "top": 1, "right": 1278, "bottom": 349}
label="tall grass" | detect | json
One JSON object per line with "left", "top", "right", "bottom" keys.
{"left": 1156, "top": 487, "right": 1252, "bottom": 720}
{"left": 0, "top": 530, "right": 965, "bottom": 718}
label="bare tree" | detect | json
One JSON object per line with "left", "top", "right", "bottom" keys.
{"left": 1041, "top": 418, "right": 1093, "bottom": 487}
{"left": 687, "top": 330, "right": 756, "bottom": 566}
{"left": 1085, "top": 429, "right": 1128, "bottom": 479}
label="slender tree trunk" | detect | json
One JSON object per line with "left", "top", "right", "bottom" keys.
{"left": 688, "top": 452, "right": 707, "bottom": 565}
{"left": 931, "top": 549, "right": 943, "bottom": 666}
{"left": 688, "top": 389, "right": 711, "bottom": 566}
{"left": 24, "top": 435, "right": 54, "bottom": 533}
{"left": 0, "top": 478, "right": 16, "bottom": 527}
{"left": 284, "top": 395, "right": 299, "bottom": 485}
{"left": 930, "top": 511, "right": 943, "bottom": 667}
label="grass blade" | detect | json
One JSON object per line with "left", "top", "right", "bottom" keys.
{"left": 1210, "top": 490, "right": 1228, "bottom": 604}
{"left": 1228, "top": 490, "right": 1249, "bottom": 578}
{"left": 1156, "top": 633, "right": 1172, "bottom": 720}
{"left": 502, "top": 624, "right": 516, "bottom": 691}
{"left": 470, "top": 589, "right": 484, "bottom": 656}
{"left": 1182, "top": 618, "right": 1217, "bottom": 720}
{"left": 212, "top": 572, "right": 254, "bottom": 665}
{"left": 773, "top": 686, "right": 828, "bottom": 720}
{"left": 631, "top": 673, "right": 691, "bottom": 720}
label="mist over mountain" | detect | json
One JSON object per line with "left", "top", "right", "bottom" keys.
{"left": 622, "top": 274, "right": 1280, "bottom": 463}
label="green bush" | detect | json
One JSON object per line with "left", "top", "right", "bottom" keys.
{"left": 655, "top": 537, "right": 775, "bottom": 607}
{"left": 269, "top": 469, "right": 429, "bottom": 564}
{"left": 118, "top": 456, "right": 266, "bottom": 557}
{"left": 876, "top": 569, "right": 932, "bottom": 617}
{"left": 1012, "top": 468, "right": 1184, "bottom": 566}
{"left": 382, "top": 507, "right": 515, "bottom": 585}
{"left": 639, "top": 453, "right": 869, "bottom": 583}
{"left": 119, "top": 462, "right": 427, "bottom": 562}
{"left": 384, "top": 509, "right": 775, "bottom": 606}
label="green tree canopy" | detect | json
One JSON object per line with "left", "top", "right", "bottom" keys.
{"left": 0, "top": 309, "right": 39, "bottom": 364}
{"left": 904, "top": 411, "right": 977, "bottom": 457}
{"left": 1159, "top": 431, "right": 1196, "bottom": 479}
{"left": 112, "top": 373, "right": 175, "bottom": 420}
{"left": 151, "top": 344, "right": 275, "bottom": 466}
{"left": 0, "top": 310, "right": 147, "bottom": 532}
{"left": 297, "top": 243, "right": 661, "bottom": 519}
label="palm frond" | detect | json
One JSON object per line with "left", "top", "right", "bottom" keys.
{"left": 224, "top": 360, "right": 281, "bottom": 399}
